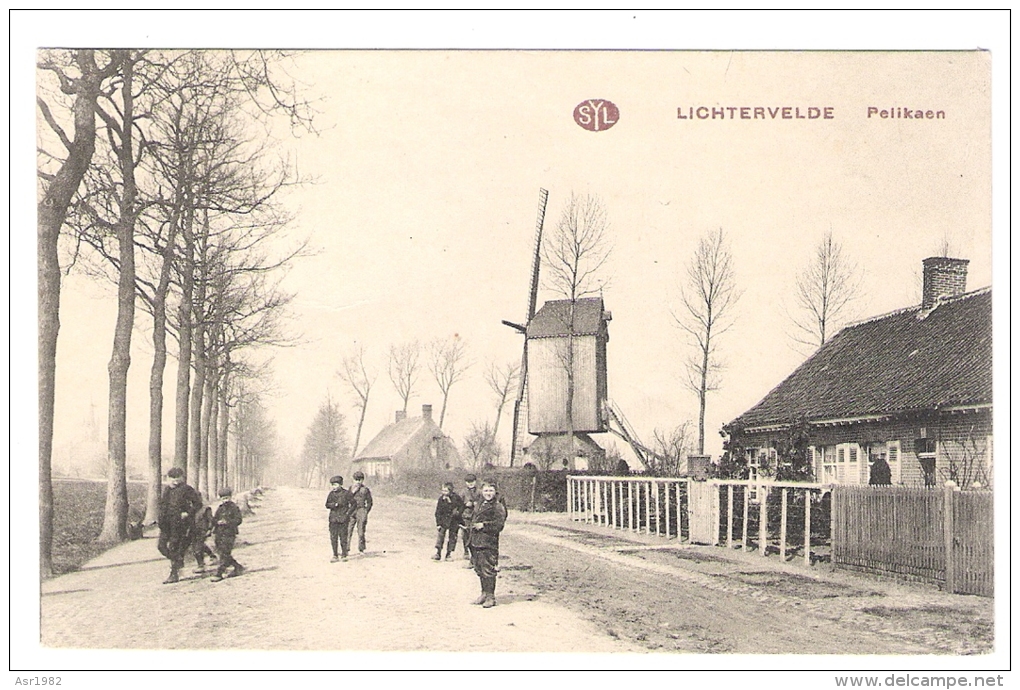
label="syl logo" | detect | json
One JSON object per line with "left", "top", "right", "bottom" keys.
{"left": 573, "top": 99, "right": 619, "bottom": 132}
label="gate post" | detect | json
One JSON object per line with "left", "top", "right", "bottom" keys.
{"left": 944, "top": 480, "right": 958, "bottom": 593}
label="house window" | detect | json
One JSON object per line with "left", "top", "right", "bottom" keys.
{"left": 821, "top": 446, "right": 837, "bottom": 483}
{"left": 916, "top": 438, "right": 937, "bottom": 487}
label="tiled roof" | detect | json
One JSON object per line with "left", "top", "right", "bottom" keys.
{"left": 355, "top": 416, "right": 431, "bottom": 461}
{"left": 527, "top": 297, "right": 607, "bottom": 338}
{"left": 727, "top": 289, "right": 992, "bottom": 431}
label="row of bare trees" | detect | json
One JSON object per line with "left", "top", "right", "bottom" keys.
{"left": 37, "top": 49, "right": 311, "bottom": 576}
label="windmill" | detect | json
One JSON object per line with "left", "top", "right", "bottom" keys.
{"left": 501, "top": 188, "right": 548, "bottom": 466}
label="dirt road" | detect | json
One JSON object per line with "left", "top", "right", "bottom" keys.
{"left": 40, "top": 487, "right": 991, "bottom": 654}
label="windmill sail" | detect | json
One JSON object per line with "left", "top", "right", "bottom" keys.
{"left": 510, "top": 188, "right": 548, "bottom": 466}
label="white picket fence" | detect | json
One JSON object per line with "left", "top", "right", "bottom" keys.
{"left": 567, "top": 475, "right": 827, "bottom": 565}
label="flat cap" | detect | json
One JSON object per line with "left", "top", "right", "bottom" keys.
{"left": 330, "top": 475, "right": 344, "bottom": 485}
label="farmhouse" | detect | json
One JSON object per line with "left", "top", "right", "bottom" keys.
{"left": 352, "top": 404, "right": 462, "bottom": 479}
{"left": 723, "top": 257, "right": 992, "bottom": 489}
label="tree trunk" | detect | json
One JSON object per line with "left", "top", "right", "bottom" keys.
{"left": 144, "top": 285, "right": 167, "bottom": 525}
{"left": 188, "top": 221, "right": 208, "bottom": 487}
{"left": 352, "top": 401, "right": 367, "bottom": 459}
{"left": 173, "top": 204, "right": 195, "bottom": 475}
{"left": 217, "top": 375, "right": 230, "bottom": 489}
{"left": 200, "top": 365, "right": 217, "bottom": 498}
{"left": 38, "top": 49, "right": 104, "bottom": 578}
{"left": 439, "top": 392, "right": 449, "bottom": 430}
{"left": 697, "top": 345, "right": 709, "bottom": 456}
{"left": 99, "top": 56, "right": 136, "bottom": 544}
{"left": 143, "top": 221, "right": 178, "bottom": 525}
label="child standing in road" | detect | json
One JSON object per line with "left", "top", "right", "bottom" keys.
{"left": 433, "top": 482, "right": 465, "bottom": 561}
{"left": 211, "top": 487, "right": 245, "bottom": 582}
{"left": 326, "top": 475, "right": 354, "bottom": 562}
{"left": 468, "top": 480, "right": 507, "bottom": 608}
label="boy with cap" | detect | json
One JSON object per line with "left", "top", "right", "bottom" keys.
{"left": 157, "top": 467, "right": 202, "bottom": 584}
{"left": 211, "top": 487, "right": 245, "bottom": 582}
{"left": 459, "top": 473, "right": 481, "bottom": 563}
{"left": 433, "top": 482, "right": 465, "bottom": 561}
{"left": 347, "top": 471, "right": 373, "bottom": 554}
{"left": 325, "top": 475, "right": 354, "bottom": 562}
{"left": 468, "top": 480, "right": 507, "bottom": 608}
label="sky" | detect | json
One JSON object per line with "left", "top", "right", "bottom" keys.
{"left": 10, "top": 8, "right": 1011, "bottom": 675}
{"left": 42, "top": 49, "right": 992, "bottom": 472}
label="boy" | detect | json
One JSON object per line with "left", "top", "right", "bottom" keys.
{"left": 460, "top": 473, "right": 481, "bottom": 564}
{"left": 211, "top": 487, "right": 245, "bottom": 582}
{"left": 192, "top": 503, "right": 217, "bottom": 574}
{"left": 433, "top": 482, "right": 464, "bottom": 561}
{"left": 325, "top": 475, "right": 354, "bottom": 562}
{"left": 467, "top": 480, "right": 507, "bottom": 608}
{"left": 347, "top": 471, "right": 373, "bottom": 554}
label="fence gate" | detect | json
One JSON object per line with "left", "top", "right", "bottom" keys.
{"left": 688, "top": 480, "right": 719, "bottom": 545}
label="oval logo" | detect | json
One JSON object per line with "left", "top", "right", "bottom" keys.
{"left": 573, "top": 99, "right": 620, "bottom": 132}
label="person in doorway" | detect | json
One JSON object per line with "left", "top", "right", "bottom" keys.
{"left": 869, "top": 454, "right": 892, "bottom": 486}
{"left": 325, "top": 475, "right": 354, "bottom": 562}
{"left": 211, "top": 487, "right": 245, "bottom": 581}
{"left": 433, "top": 482, "right": 465, "bottom": 561}
{"left": 460, "top": 473, "right": 481, "bottom": 564}
{"left": 157, "top": 467, "right": 202, "bottom": 584}
{"left": 467, "top": 480, "right": 507, "bottom": 608}
{"left": 347, "top": 471, "right": 373, "bottom": 554}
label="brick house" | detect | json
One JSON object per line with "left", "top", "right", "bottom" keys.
{"left": 723, "top": 258, "right": 992, "bottom": 489}
{"left": 352, "top": 404, "right": 462, "bottom": 479}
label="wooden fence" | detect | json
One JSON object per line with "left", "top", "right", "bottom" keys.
{"left": 831, "top": 483, "right": 993, "bottom": 596}
{"left": 567, "top": 476, "right": 827, "bottom": 565}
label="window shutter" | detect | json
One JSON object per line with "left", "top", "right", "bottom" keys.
{"left": 836, "top": 445, "right": 846, "bottom": 483}
{"left": 887, "top": 440, "right": 901, "bottom": 484}
{"left": 846, "top": 443, "right": 861, "bottom": 485}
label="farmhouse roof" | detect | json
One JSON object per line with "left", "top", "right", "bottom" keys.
{"left": 527, "top": 297, "right": 609, "bottom": 339}
{"left": 354, "top": 416, "right": 426, "bottom": 461}
{"left": 726, "top": 288, "right": 992, "bottom": 432}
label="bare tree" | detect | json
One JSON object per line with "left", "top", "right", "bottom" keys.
{"left": 543, "top": 192, "right": 612, "bottom": 301}
{"left": 300, "top": 394, "right": 350, "bottom": 488}
{"left": 388, "top": 341, "right": 421, "bottom": 413}
{"left": 542, "top": 192, "right": 612, "bottom": 457}
{"left": 484, "top": 360, "right": 519, "bottom": 438}
{"left": 675, "top": 228, "right": 739, "bottom": 456}
{"left": 36, "top": 49, "right": 122, "bottom": 577}
{"left": 427, "top": 336, "right": 471, "bottom": 429}
{"left": 463, "top": 420, "right": 500, "bottom": 470}
{"left": 650, "top": 422, "right": 695, "bottom": 477}
{"left": 338, "top": 345, "right": 375, "bottom": 457}
{"left": 790, "top": 231, "right": 861, "bottom": 348}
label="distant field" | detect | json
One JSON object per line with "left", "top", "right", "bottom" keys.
{"left": 51, "top": 479, "right": 148, "bottom": 575}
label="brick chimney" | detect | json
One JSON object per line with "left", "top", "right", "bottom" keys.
{"left": 422, "top": 404, "right": 433, "bottom": 422}
{"left": 395, "top": 410, "right": 406, "bottom": 423}
{"left": 921, "top": 257, "right": 968, "bottom": 310}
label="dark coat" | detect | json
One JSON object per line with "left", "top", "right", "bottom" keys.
{"left": 350, "top": 484, "right": 373, "bottom": 513}
{"left": 195, "top": 506, "right": 214, "bottom": 535}
{"left": 158, "top": 482, "right": 203, "bottom": 533}
{"left": 326, "top": 487, "right": 355, "bottom": 524}
{"left": 467, "top": 496, "right": 507, "bottom": 551}
{"left": 461, "top": 485, "right": 482, "bottom": 522}
{"left": 213, "top": 500, "right": 243, "bottom": 537}
{"left": 435, "top": 491, "right": 465, "bottom": 528}
{"left": 869, "top": 457, "right": 892, "bottom": 485}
